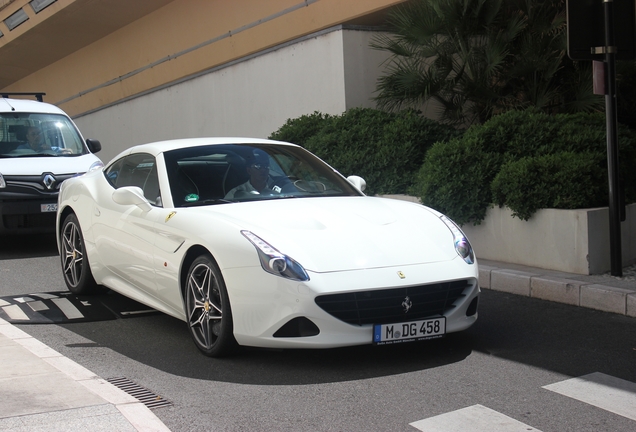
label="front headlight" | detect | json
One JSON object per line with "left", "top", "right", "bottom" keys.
{"left": 0, "top": 173, "right": 5, "bottom": 188}
{"left": 440, "top": 215, "right": 475, "bottom": 264}
{"left": 241, "top": 231, "right": 310, "bottom": 281}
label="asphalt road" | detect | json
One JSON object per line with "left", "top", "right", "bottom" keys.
{"left": 1, "top": 234, "right": 636, "bottom": 431}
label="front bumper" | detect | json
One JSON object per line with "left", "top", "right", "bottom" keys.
{"left": 0, "top": 172, "right": 78, "bottom": 235}
{"left": 223, "top": 258, "right": 480, "bottom": 349}
{"left": 0, "top": 197, "right": 58, "bottom": 234}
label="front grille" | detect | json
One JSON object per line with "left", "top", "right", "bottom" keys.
{"left": 315, "top": 279, "right": 474, "bottom": 326}
{"left": 1, "top": 173, "right": 79, "bottom": 196}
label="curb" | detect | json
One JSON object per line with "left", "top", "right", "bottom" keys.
{"left": 479, "top": 265, "right": 636, "bottom": 318}
{"left": 0, "top": 318, "right": 171, "bottom": 432}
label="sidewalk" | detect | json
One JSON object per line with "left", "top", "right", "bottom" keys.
{"left": 0, "top": 318, "right": 170, "bottom": 432}
{"left": 479, "top": 259, "right": 636, "bottom": 317}
{"left": 0, "top": 260, "right": 634, "bottom": 432}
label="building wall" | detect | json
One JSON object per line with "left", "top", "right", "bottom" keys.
{"left": 75, "top": 27, "right": 391, "bottom": 162}
{"left": 3, "top": 0, "right": 406, "bottom": 117}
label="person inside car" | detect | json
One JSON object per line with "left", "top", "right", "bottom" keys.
{"left": 18, "top": 126, "right": 71, "bottom": 154}
{"left": 18, "top": 126, "right": 52, "bottom": 152}
{"left": 225, "top": 149, "right": 279, "bottom": 198}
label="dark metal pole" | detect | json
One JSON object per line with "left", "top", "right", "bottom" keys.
{"left": 603, "top": 0, "right": 622, "bottom": 277}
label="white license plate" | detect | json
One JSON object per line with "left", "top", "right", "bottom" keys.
{"left": 373, "top": 317, "right": 446, "bottom": 345}
{"left": 40, "top": 203, "right": 58, "bottom": 213}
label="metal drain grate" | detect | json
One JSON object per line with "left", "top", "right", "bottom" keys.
{"left": 106, "top": 377, "right": 172, "bottom": 409}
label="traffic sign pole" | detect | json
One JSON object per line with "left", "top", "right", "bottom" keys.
{"left": 602, "top": 0, "right": 623, "bottom": 277}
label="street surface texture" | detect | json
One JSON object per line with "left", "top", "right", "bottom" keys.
{"left": 1, "top": 234, "right": 635, "bottom": 431}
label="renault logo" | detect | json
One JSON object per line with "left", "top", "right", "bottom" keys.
{"left": 397, "top": 271, "right": 405, "bottom": 279}
{"left": 42, "top": 174, "right": 56, "bottom": 190}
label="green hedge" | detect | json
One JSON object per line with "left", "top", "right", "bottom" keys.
{"left": 410, "top": 110, "right": 636, "bottom": 224}
{"left": 269, "top": 108, "right": 460, "bottom": 196}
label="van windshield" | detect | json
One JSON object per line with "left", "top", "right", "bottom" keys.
{"left": 0, "top": 113, "right": 87, "bottom": 158}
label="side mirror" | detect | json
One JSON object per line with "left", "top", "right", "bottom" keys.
{"left": 86, "top": 139, "right": 101, "bottom": 154}
{"left": 346, "top": 175, "right": 366, "bottom": 192}
{"left": 112, "top": 186, "right": 152, "bottom": 212}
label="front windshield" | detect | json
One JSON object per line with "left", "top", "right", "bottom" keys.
{"left": 163, "top": 143, "right": 363, "bottom": 207}
{"left": 0, "top": 113, "right": 87, "bottom": 158}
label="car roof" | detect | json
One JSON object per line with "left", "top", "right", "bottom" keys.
{"left": 123, "top": 137, "right": 298, "bottom": 158}
{"left": 0, "top": 97, "right": 68, "bottom": 115}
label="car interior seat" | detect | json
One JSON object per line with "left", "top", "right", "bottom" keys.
{"left": 8, "top": 125, "right": 27, "bottom": 142}
{"left": 222, "top": 159, "right": 249, "bottom": 197}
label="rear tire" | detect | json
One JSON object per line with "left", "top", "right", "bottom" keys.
{"left": 185, "top": 254, "right": 238, "bottom": 357}
{"left": 60, "top": 213, "right": 98, "bottom": 295}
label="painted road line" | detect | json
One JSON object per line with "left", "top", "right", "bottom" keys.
{"left": 51, "top": 297, "right": 84, "bottom": 320}
{"left": 14, "top": 297, "right": 35, "bottom": 303}
{"left": 410, "top": 404, "right": 542, "bottom": 432}
{"left": 30, "top": 293, "right": 59, "bottom": 299}
{"left": 543, "top": 372, "right": 636, "bottom": 421}
{"left": 2, "top": 304, "right": 29, "bottom": 321}
{"left": 27, "top": 301, "right": 50, "bottom": 312}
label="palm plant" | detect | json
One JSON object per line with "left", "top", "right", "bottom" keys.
{"left": 372, "top": 0, "right": 603, "bottom": 126}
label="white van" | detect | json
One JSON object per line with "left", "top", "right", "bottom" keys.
{"left": 0, "top": 93, "right": 103, "bottom": 235}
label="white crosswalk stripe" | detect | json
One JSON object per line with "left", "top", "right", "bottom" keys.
{"left": 0, "top": 291, "right": 154, "bottom": 323}
{"left": 2, "top": 304, "right": 29, "bottom": 320}
{"left": 410, "top": 404, "right": 542, "bottom": 432}
{"left": 51, "top": 297, "right": 85, "bottom": 320}
{"left": 27, "top": 300, "right": 50, "bottom": 312}
{"left": 410, "top": 373, "right": 636, "bottom": 431}
{"left": 543, "top": 372, "right": 636, "bottom": 422}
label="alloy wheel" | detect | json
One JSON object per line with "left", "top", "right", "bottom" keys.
{"left": 186, "top": 261, "right": 223, "bottom": 350}
{"left": 62, "top": 219, "right": 84, "bottom": 288}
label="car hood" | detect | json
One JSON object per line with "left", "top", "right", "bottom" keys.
{"left": 0, "top": 154, "right": 101, "bottom": 175}
{"left": 201, "top": 197, "right": 458, "bottom": 273}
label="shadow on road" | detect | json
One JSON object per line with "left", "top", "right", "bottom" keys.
{"left": 53, "top": 289, "right": 636, "bottom": 386}
{"left": 56, "top": 310, "right": 473, "bottom": 385}
{"left": 8, "top": 233, "right": 634, "bottom": 387}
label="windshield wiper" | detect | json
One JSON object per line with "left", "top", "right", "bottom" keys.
{"left": 7, "top": 153, "right": 62, "bottom": 158}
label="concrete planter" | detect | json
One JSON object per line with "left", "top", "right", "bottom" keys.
{"left": 461, "top": 203, "right": 636, "bottom": 275}
{"left": 380, "top": 195, "right": 636, "bottom": 275}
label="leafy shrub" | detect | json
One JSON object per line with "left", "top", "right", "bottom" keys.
{"left": 491, "top": 152, "right": 607, "bottom": 220}
{"left": 410, "top": 109, "right": 636, "bottom": 224}
{"left": 268, "top": 112, "right": 332, "bottom": 147}
{"left": 410, "top": 137, "right": 503, "bottom": 225}
{"left": 270, "top": 108, "right": 460, "bottom": 195}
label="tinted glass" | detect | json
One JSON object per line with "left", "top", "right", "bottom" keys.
{"left": 104, "top": 153, "right": 161, "bottom": 206}
{"left": 163, "top": 143, "right": 362, "bottom": 207}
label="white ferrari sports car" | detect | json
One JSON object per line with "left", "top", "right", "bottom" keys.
{"left": 57, "top": 137, "right": 479, "bottom": 357}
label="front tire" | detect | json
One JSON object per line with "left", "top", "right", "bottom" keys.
{"left": 185, "top": 254, "right": 238, "bottom": 357}
{"left": 60, "top": 213, "right": 98, "bottom": 294}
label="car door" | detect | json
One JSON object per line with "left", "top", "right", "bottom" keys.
{"left": 92, "top": 153, "right": 162, "bottom": 295}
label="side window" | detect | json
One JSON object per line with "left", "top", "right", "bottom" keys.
{"left": 104, "top": 159, "right": 124, "bottom": 187}
{"left": 103, "top": 153, "right": 162, "bottom": 207}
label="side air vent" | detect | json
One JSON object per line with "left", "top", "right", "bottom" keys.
{"left": 273, "top": 317, "right": 320, "bottom": 338}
